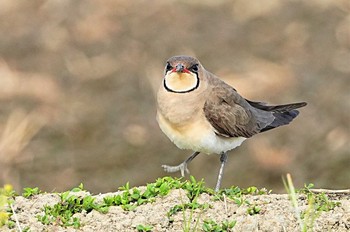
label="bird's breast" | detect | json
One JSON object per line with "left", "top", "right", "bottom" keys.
{"left": 157, "top": 111, "right": 246, "bottom": 154}
{"left": 156, "top": 80, "right": 246, "bottom": 154}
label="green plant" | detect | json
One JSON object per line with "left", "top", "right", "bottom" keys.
{"left": 0, "top": 185, "right": 11, "bottom": 226}
{"left": 136, "top": 224, "right": 153, "bottom": 231}
{"left": 299, "top": 183, "right": 341, "bottom": 231}
{"left": 167, "top": 178, "right": 270, "bottom": 227}
{"left": 34, "top": 177, "right": 275, "bottom": 229}
{"left": 216, "top": 185, "right": 270, "bottom": 200}
{"left": 71, "top": 183, "right": 85, "bottom": 192}
{"left": 102, "top": 177, "right": 182, "bottom": 211}
{"left": 299, "top": 183, "right": 341, "bottom": 213}
{"left": 35, "top": 177, "right": 184, "bottom": 228}
{"left": 202, "top": 219, "right": 236, "bottom": 232}
{"left": 163, "top": 177, "right": 211, "bottom": 232}
{"left": 181, "top": 201, "right": 207, "bottom": 232}
{"left": 22, "top": 187, "right": 42, "bottom": 198}
{"left": 283, "top": 174, "right": 341, "bottom": 232}
{"left": 0, "top": 184, "right": 16, "bottom": 227}
{"left": 214, "top": 187, "right": 245, "bottom": 206}
{"left": 165, "top": 177, "right": 209, "bottom": 217}
{"left": 181, "top": 176, "right": 208, "bottom": 201}
{"left": 213, "top": 185, "right": 269, "bottom": 216}
{"left": 247, "top": 204, "right": 261, "bottom": 215}
{"left": 167, "top": 201, "right": 211, "bottom": 220}
{"left": 37, "top": 186, "right": 100, "bottom": 228}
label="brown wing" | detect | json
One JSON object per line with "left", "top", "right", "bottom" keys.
{"left": 203, "top": 81, "right": 261, "bottom": 138}
{"left": 203, "top": 76, "right": 306, "bottom": 138}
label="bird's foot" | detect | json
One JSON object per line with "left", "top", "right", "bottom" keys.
{"left": 162, "top": 162, "right": 189, "bottom": 177}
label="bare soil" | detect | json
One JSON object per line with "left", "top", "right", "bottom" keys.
{"left": 3, "top": 188, "right": 350, "bottom": 232}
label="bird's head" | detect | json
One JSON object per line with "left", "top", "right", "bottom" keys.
{"left": 163, "top": 56, "right": 202, "bottom": 93}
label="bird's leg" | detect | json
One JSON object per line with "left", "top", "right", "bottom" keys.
{"left": 215, "top": 152, "right": 228, "bottom": 192}
{"left": 162, "top": 151, "right": 200, "bottom": 177}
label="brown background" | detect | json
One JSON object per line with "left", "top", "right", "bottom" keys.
{"left": 0, "top": 0, "right": 349, "bottom": 193}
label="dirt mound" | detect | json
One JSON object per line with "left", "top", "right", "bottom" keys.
{"left": 2, "top": 179, "right": 350, "bottom": 232}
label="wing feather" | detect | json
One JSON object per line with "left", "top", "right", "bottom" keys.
{"left": 202, "top": 72, "right": 306, "bottom": 138}
{"left": 203, "top": 80, "right": 261, "bottom": 138}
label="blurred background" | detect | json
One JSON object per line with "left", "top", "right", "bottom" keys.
{"left": 0, "top": 0, "right": 349, "bottom": 193}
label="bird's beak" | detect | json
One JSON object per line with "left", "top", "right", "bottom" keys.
{"left": 175, "top": 64, "right": 185, "bottom": 72}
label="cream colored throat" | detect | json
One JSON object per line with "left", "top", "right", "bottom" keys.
{"left": 164, "top": 72, "right": 199, "bottom": 93}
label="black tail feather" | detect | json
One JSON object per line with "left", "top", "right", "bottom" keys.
{"left": 247, "top": 100, "right": 307, "bottom": 112}
{"left": 260, "top": 109, "right": 300, "bottom": 132}
{"left": 246, "top": 100, "right": 307, "bottom": 133}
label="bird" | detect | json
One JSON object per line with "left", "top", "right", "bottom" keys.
{"left": 156, "top": 55, "right": 307, "bottom": 192}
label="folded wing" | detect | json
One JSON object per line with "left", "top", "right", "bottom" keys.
{"left": 203, "top": 78, "right": 307, "bottom": 138}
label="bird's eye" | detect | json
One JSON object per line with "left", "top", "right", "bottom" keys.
{"left": 165, "top": 63, "right": 173, "bottom": 72}
{"left": 189, "top": 64, "right": 199, "bottom": 73}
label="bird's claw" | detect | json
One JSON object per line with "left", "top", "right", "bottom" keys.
{"left": 162, "top": 162, "right": 189, "bottom": 177}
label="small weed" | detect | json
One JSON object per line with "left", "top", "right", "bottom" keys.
{"left": 212, "top": 185, "right": 268, "bottom": 216}
{"left": 23, "top": 187, "right": 42, "bottom": 198}
{"left": 101, "top": 177, "right": 182, "bottom": 211}
{"left": 36, "top": 177, "right": 185, "bottom": 228}
{"left": 33, "top": 177, "right": 276, "bottom": 229}
{"left": 283, "top": 174, "right": 341, "bottom": 232}
{"left": 181, "top": 176, "right": 208, "bottom": 201}
{"left": 299, "top": 183, "right": 341, "bottom": 213}
{"left": 243, "top": 186, "right": 271, "bottom": 195}
{"left": 102, "top": 183, "right": 142, "bottom": 211}
{"left": 202, "top": 219, "right": 236, "bottom": 232}
{"left": 71, "top": 183, "right": 85, "bottom": 192}
{"left": 34, "top": 176, "right": 273, "bottom": 229}
{"left": 247, "top": 204, "right": 261, "bottom": 215}
{"left": 0, "top": 184, "right": 16, "bottom": 227}
{"left": 181, "top": 201, "right": 209, "bottom": 232}
{"left": 166, "top": 177, "right": 209, "bottom": 218}
{"left": 164, "top": 176, "right": 211, "bottom": 232}
{"left": 214, "top": 187, "right": 245, "bottom": 206}
{"left": 215, "top": 186, "right": 270, "bottom": 203}
{"left": 298, "top": 183, "right": 341, "bottom": 231}
{"left": 136, "top": 224, "right": 153, "bottom": 231}
{"left": 37, "top": 186, "right": 99, "bottom": 228}
{"left": 167, "top": 202, "right": 211, "bottom": 219}
{"left": 101, "top": 176, "right": 209, "bottom": 213}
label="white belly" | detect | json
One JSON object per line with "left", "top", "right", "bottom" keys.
{"left": 157, "top": 112, "right": 246, "bottom": 154}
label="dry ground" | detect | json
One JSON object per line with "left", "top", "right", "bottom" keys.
{"left": 3, "top": 187, "right": 350, "bottom": 232}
